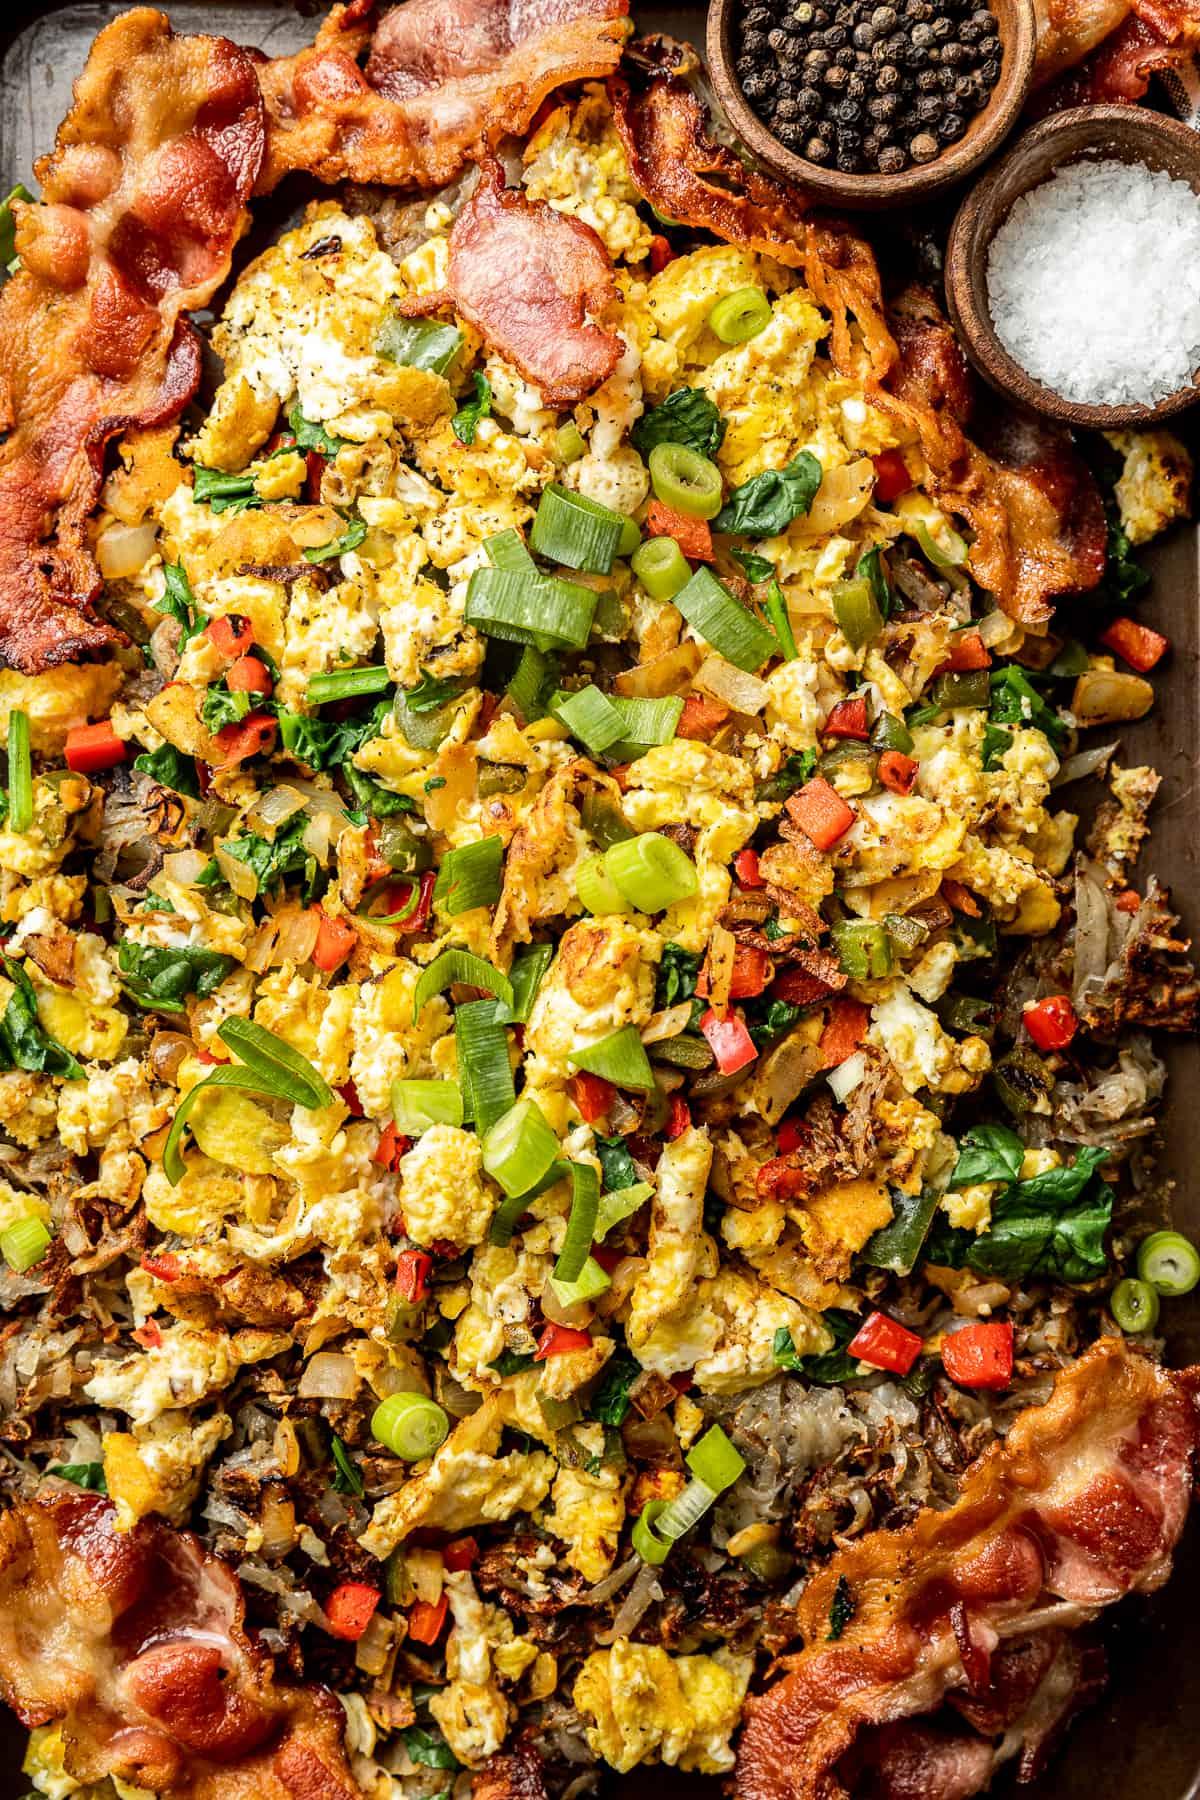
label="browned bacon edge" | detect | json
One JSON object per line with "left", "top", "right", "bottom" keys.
{"left": 0, "top": 1492, "right": 359, "bottom": 1800}
{"left": 1032, "top": 0, "right": 1200, "bottom": 96}
{"left": 736, "top": 1338, "right": 1200, "bottom": 1800}
{"left": 0, "top": 8, "right": 264, "bottom": 674}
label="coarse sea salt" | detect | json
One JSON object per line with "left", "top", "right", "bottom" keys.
{"left": 986, "top": 157, "right": 1200, "bottom": 406}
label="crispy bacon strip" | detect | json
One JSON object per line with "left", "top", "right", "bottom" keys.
{"left": 0, "top": 9, "right": 263, "bottom": 674}
{"left": 398, "top": 157, "right": 622, "bottom": 406}
{"left": 0, "top": 1494, "right": 358, "bottom": 1800}
{"left": 257, "top": 0, "right": 630, "bottom": 192}
{"left": 736, "top": 1339, "right": 1200, "bottom": 1800}
{"left": 1032, "top": 0, "right": 1200, "bottom": 87}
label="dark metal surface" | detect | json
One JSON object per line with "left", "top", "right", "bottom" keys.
{"left": 0, "top": 5, "right": 1197, "bottom": 1796}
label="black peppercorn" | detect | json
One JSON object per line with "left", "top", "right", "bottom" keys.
{"left": 959, "top": 19, "right": 982, "bottom": 40}
{"left": 778, "top": 120, "right": 808, "bottom": 146}
{"left": 861, "top": 131, "right": 881, "bottom": 159}
{"left": 915, "top": 66, "right": 939, "bottom": 90}
{"left": 878, "top": 144, "right": 907, "bottom": 171}
{"left": 767, "top": 27, "right": 788, "bottom": 49}
{"left": 741, "top": 31, "right": 767, "bottom": 52}
{"left": 832, "top": 96, "right": 859, "bottom": 122}
{"left": 871, "top": 3, "right": 898, "bottom": 25}
{"left": 940, "top": 41, "right": 966, "bottom": 65}
{"left": 938, "top": 111, "right": 966, "bottom": 140}
{"left": 805, "top": 134, "right": 832, "bottom": 161}
{"left": 824, "top": 62, "right": 849, "bottom": 86}
{"left": 775, "top": 94, "right": 802, "bottom": 119}
{"left": 825, "top": 23, "right": 848, "bottom": 46}
{"left": 796, "top": 84, "right": 823, "bottom": 114}
{"left": 905, "top": 0, "right": 932, "bottom": 19}
{"left": 930, "top": 15, "right": 953, "bottom": 39}
{"left": 852, "top": 21, "right": 876, "bottom": 47}
{"left": 978, "top": 33, "right": 1000, "bottom": 55}
{"left": 876, "top": 61, "right": 900, "bottom": 88}
{"left": 805, "top": 45, "right": 831, "bottom": 69}
{"left": 979, "top": 55, "right": 1001, "bottom": 81}
{"left": 868, "top": 91, "right": 899, "bottom": 118}
{"left": 909, "top": 130, "right": 938, "bottom": 161}
{"left": 835, "top": 45, "right": 857, "bottom": 65}
{"left": 742, "top": 73, "right": 772, "bottom": 99}
{"left": 846, "top": 72, "right": 867, "bottom": 96}
{"left": 835, "top": 4, "right": 855, "bottom": 23}
{"left": 744, "top": 4, "right": 772, "bottom": 22}
{"left": 970, "top": 6, "right": 993, "bottom": 27}
{"left": 913, "top": 93, "right": 941, "bottom": 121}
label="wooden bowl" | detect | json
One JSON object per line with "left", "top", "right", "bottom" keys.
{"left": 706, "top": 0, "right": 1036, "bottom": 211}
{"left": 946, "top": 106, "right": 1200, "bottom": 428}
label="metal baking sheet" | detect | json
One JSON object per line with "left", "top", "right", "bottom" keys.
{"left": 0, "top": 5, "right": 1197, "bottom": 1796}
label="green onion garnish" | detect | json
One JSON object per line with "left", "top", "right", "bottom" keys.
{"left": 498, "top": 944, "right": 554, "bottom": 1024}
{"left": 568, "top": 1024, "right": 656, "bottom": 1092}
{"left": 0, "top": 1214, "right": 51, "bottom": 1273}
{"left": 577, "top": 852, "right": 633, "bottom": 917}
{"left": 306, "top": 665, "right": 392, "bottom": 705}
{"left": 371, "top": 1392, "right": 450, "bottom": 1460}
{"left": 1110, "top": 1276, "right": 1160, "bottom": 1334}
{"left": 481, "top": 1096, "right": 560, "bottom": 1198}
{"left": 707, "top": 286, "right": 773, "bottom": 344}
{"left": 913, "top": 517, "right": 968, "bottom": 570}
{"left": 433, "top": 835, "right": 504, "bottom": 916}
{"left": 648, "top": 443, "right": 724, "bottom": 520}
{"left": 674, "top": 567, "right": 778, "bottom": 672}
{"left": 0, "top": 184, "right": 33, "bottom": 275}
{"left": 375, "top": 309, "right": 463, "bottom": 376}
{"left": 7, "top": 709, "right": 32, "bottom": 834}
{"left": 552, "top": 1161, "right": 601, "bottom": 1284}
{"left": 764, "top": 582, "right": 798, "bottom": 661}
{"left": 633, "top": 1501, "right": 674, "bottom": 1565}
{"left": 217, "top": 1018, "right": 334, "bottom": 1109}
{"left": 603, "top": 832, "right": 697, "bottom": 913}
{"left": 505, "top": 644, "right": 558, "bottom": 723}
{"left": 552, "top": 685, "right": 626, "bottom": 756}
{"left": 555, "top": 422, "right": 587, "bottom": 464}
{"left": 390, "top": 1079, "right": 464, "bottom": 1134}
{"left": 686, "top": 1423, "right": 746, "bottom": 1492}
{"left": 594, "top": 1182, "right": 653, "bottom": 1240}
{"left": 832, "top": 576, "right": 883, "bottom": 649}
{"left": 530, "top": 484, "right": 625, "bottom": 575}
{"left": 607, "top": 694, "right": 683, "bottom": 761}
{"left": 831, "top": 919, "right": 894, "bottom": 980}
{"left": 455, "top": 999, "right": 515, "bottom": 1134}
{"left": 484, "top": 528, "right": 536, "bottom": 574}
{"left": 411, "top": 949, "right": 513, "bottom": 1023}
{"left": 632, "top": 535, "right": 690, "bottom": 602}
{"left": 163, "top": 1064, "right": 287, "bottom": 1186}
{"left": 655, "top": 1476, "right": 718, "bottom": 1541}
{"left": 547, "top": 1254, "right": 612, "bottom": 1310}
{"left": 465, "top": 566, "right": 597, "bottom": 650}
{"left": 1136, "top": 1230, "right": 1200, "bottom": 1297}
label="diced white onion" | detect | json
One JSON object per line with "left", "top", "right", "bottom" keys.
{"left": 161, "top": 849, "right": 208, "bottom": 886}
{"left": 976, "top": 607, "right": 1013, "bottom": 648}
{"left": 246, "top": 785, "right": 309, "bottom": 834}
{"left": 640, "top": 1003, "right": 694, "bottom": 1044}
{"left": 216, "top": 843, "right": 259, "bottom": 902}
{"left": 96, "top": 519, "right": 158, "bottom": 580}
{"left": 297, "top": 1351, "right": 360, "bottom": 1400}
{"left": 827, "top": 1049, "right": 868, "bottom": 1102}
{"left": 355, "top": 1610, "right": 394, "bottom": 1677}
{"left": 1051, "top": 742, "right": 1116, "bottom": 788}
{"left": 695, "top": 654, "right": 769, "bottom": 716}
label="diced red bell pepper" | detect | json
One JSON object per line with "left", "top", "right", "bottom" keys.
{"left": 786, "top": 778, "right": 855, "bottom": 852}
{"left": 572, "top": 1070, "right": 616, "bottom": 1124}
{"left": 699, "top": 1006, "right": 757, "bottom": 1075}
{"left": 406, "top": 1593, "right": 448, "bottom": 1645}
{"left": 140, "top": 1251, "right": 181, "bottom": 1282}
{"left": 819, "top": 997, "right": 869, "bottom": 1068}
{"left": 936, "top": 629, "right": 991, "bottom": 674}
{"left": 699, "top": 945, "right": 772, "bottom": 1000}
{"left": 848, "top": 1310, "right": 922, "bottom": 1375}
{"left": 733, "top": 847, "right": 764, "bottom": 888}
{"left": 941, "top": 878, "right": 980, "bottom": 917}
{"left": 823, "top": 696, "right": 870, "bottom": 741}
{"left": 1022, "top": 993, "right": 1078, "bottom": 1053}
{"left": 325, "top": 1582, "right": 381, "bottom": 1641}
{"left": 213, "top": 712, "right": 276, "bottom": 767}
{"left": 395, "top": 1248, "right": 433, "bottom": 1305}
{"left": 756, "top": 1155, "right": 808, "bottom": 1202}
{"left": 373, "top": 1123, "right": 412, "bottom": 1170}
{"left": 649, "top": 233, "right": 675, "bottom": 274}
{"left": 1115, "top": 888, "right": 1141, "bottom": 915}
{"left": 226, "top": 655, "right": 273, "bottom": 696}
{"left": 941, "top": 1321, "right": 1014, "bottom": 1391}
{"left": 442, "top": 1536, "right": 479, "bottom": 1572}
{"left": 337, "top": 1080, "right": 364, "bottom": 1116}
{"left": 204, "top": 614, "right": 254, "bottom": 658}
{"left": 665, "top": 1092, "right": 691, "bottom": 1140}
{"left": 133, "top": 1320, "right": 164, "bottom": 1350}
{"left": 305, "top": 449, "right": 327, "bottom": 506}
{"left": 394, "top": 870, "right": 437, "bottom": 934}
{"left": 535, "top": 1322, "right": 592, "bottom": 1360}
{"left": 679, "top": 693, "right": 730, "bottom": 740}
{"left": 312, "top": 907, "right": 357, "bottom": 972}
{"left": 65, "top": 720, "right": 127, "bottom": 774}
{"left": 877, "top": 750, "right": 918, "bottom": 795}
{"left": 266, "top": 429, "right": 297, "bottom": 456}
{"left": 645, "top": 499, "right": 713, "bottom": 562}
{"left": 777, "top": 1116, "right": 805, "bottom": 1155}
{"left": 872, "top": 448, "right": 913, "bottom": 503}
{"left": 592, "top": 1243, "right": 624, "bottom": 1273}
{"left": 1099, "top": 615, "right": 1169, "bottom": 673}
{"left": 771, "top": 967, "right": 837, "bottom": 1007}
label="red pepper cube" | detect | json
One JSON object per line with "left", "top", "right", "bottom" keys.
{"left": 848, "top": 1310, "right": 922, "bottom": 1376}
{"left": 65, "top": 720, "right": 127, "bottom": 774}
{"left": 699, "top": 1007, "right": 757, "bottom": 1075}
{"left": 325, "top": 1581, "right": 380, "bottom": 1641}
{"left": 535, "top": 1322, "right": 592, "bottom": 1360}
{"left": 571, "top": 1070, "right": 616, "bottom": 1124}
{"left": 733, "top": 847, "right": 763, "bottom": 888}
{"left": 941, "top": 1321, "right": 1013, "bottom": 1391}
{"left": 935, "top": 629, "right": 991, "bottom": 674}
{"left": 877, "top": 750, "right": 918, "bottom": 795}
{"left": 822, "top": 696, "right": 870, "bottom": 740}
{"left": 872, "top": 449, "right": 913, "bottom": 503}
{"left": 406, "top": 1593, "right": 448, "bottom": 1644}
{"left": 785, "top": 778, "right": 855, "bottom": 852}
{"left": 1022, "top": 994, "right": 1078, "bottom": 1053}
{"left": 395, "top": 1248, "right": 433, "bottom": 1305}
{"left": 1099, "top": 616, "right": 1168, "bottom": 673}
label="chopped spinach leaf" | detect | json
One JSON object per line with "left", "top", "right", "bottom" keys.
{"left": 590, "top": 1348, "right": 641, "bottom": 1426}
{"left": 856, "top": 545, "right": 892, "bottom": 619}
{"left": 402, "top": 1727, "right": 460, "bottom": 1771}
{"left": 118, "top": 942, "right": 236, "bottom": 1011}
{"left": 748, "top": 997, "right": 804, "bottom": 1049}
{"left": 714, "top": 452, "right": 822, "bottom": 538}
{"left": 155, "top": 562, "right": 202, "bottom": 648}
{"left": 950, "top": 1123, "right": 1025, "bottom": 1188}
{"left": 133, "top": 742, "right": 199, "bottom": 798}
{"left": 192, "top": 466, "right": 261, "bottom": 517}
{"left": 305, "top": 517, "right": 367, "bottom": 565}
{"left": 0, "top": 957, "right": 83, "bottom": 1079}
{"left": 656, "top": 942, "right": 703, "bottom": 1012}
{"left": 203, "top": 817, "right": 310, "bottom": 896}
{"left": 754, "top": 747, "right": 816, "bottom": 802}
{"left": 330, "top": 1433, "right": 364, "bottom": 1497}
{"left": 988, "top": 667, "right": 1066, "bottom": 749}
{"left": 595, "top": 1134, "right": 639, "bottom": 1193}
{"left": 201, "top": 684, "right": 253, "bottom": 733}
{"left": 406, "top": 669, "right": 466, "bottom": 715}
{"left": 489, "top": 1349, "right": 536, "bottom": 1377}
{"left": 928, "top": 1145, "right": 1112, "bottom": 1284}
{"left": 452, "top": 371, "right": 493, "bottom": 446}
{"left": 827, "top": 1573, "right": 855, "bottom": 1640}
{"left": 47, "top": 1462, "right": 107, "bottom": 1493}
{"left": 631, "top": 386, "right": 727, "bottom": 461}
{"left": 287, "top": 406, "right": 347, "bottom": 457}
{"left": 731, "top": 548, "right": 775, "bottom": 582}
{"left": 774, "top": 1311, "right": 861, "bottom": 1385}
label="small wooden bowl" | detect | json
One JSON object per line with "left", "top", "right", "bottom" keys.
{"left": 946, "top": 105, "right": 1200, "bottom": 428}
{"left": 706, "top": 0, "right": 1036, "bottom": 211}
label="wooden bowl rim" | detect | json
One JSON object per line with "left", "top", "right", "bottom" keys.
{"left": 945, "top": 104, "right": 1200, "bottom": 429}
{"left": 705, "top": 0, "right": 1037, "bottom": 211}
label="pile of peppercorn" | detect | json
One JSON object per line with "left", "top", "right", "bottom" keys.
{"left": 733, "top": 0, "right": 1004, "bottom": 177}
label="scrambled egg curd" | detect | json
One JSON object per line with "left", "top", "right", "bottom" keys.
{"left": 6, "top": 73, "right": 1189, "bottom": 1796}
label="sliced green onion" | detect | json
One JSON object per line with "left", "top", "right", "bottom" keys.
{"left": 577, "top": 852, "right": 633, "bottom": 916}
{"left": 604, "top": 832, "right": 698, "bottom": 913}
{"left": 484, "top": 528, "right": 536, "bottom": 574}
{"left": 1136, "top": 1230, "right": 1200, "bottom": 1297}
{"left": 674, "top": 567, "right": 777, "bottom": 672}
{"left": 553, "top": 1161, "right": 601, "bottom": 1283}
{"left": 595, "top": 1182, "right": 653, "bottom": 1240}
{"left": 686, "top": 1424, "right": 745, "bottom": 1491}
{"left": 569, "top": 1024, "right": 656, "bottom": 1092}
{"left": 455, "top": 999, "right": 515, "bottom": 1135}
{"left": 607, "top": 695, "right": 683, "bottom": 762}
{"left": 530, "top": 484, "right": 624, "bottom": 575}
{"left": 0, "top": 1214, "right": 51, "bottom": 1273}
{"left": 498, "top": 944, "right": 554, "bottom": 1024}
{"left": 481, "top": 1096, "right": 560, "bottom": 1198}
{"left": 870, "top": 711, "right": 914, "bottom": 754}
{"left": 555, "top": 423, "right": 587, "bottom": 464}
{"left": 506, "top": 644, "right": 558, "bottom": 723}
{"left": 933, "top": 670, "right": 989, "bottom": 711}
{"left": 1111, "top": 1276, "right": 1160, "bottom": 1334}
{"left": 765, "top": 582, "right": 798, "bottom": 661}
{"left": 433, "top": 835, "right": 504, "bottom": 916}
{"left": 657, "top": 1475, "right": 717, "bottom": 1540}
{"left": 914, "top": 518, "right": 968, "bottom": 570}
{"left": 465, "top": 567, "right": 597, "bottom": 650}
{"left": 708, "top": 286, "right": 773, "bottom": 344}
{"left": 548, "top": 1255, "right": 612, "bottom": 1310}
{"left": 632, "top": 1500, "right": 673, "bottom": 1565}
{"left": 375, "top": 310, "right": 463, "bottom": 376}
{"left": 411, "top": 949, "right": 513, "bottom": 1023}
{"left": 6, "top": 709, "right": 31, "bottom": 835}
{"left": 581, "top": 792, "right": 634, "bottom": 850}
{"left": 371, "top": 1392, "right": 450, "bottom": 1460}
{"left": 632, "top": 535, "right": 690, "bottom": 602}
{"left": 217, "top": 1018, "right": 333, "bottom": 1108}
{"left": 617, "top": 515, "right": 641, "bottom": 558}
{"left": 307, "top": 665, "right": 392, "bottom": 705}
{"left": 552, "top": 686, "right": 625, "bottom": 755}
{"left": 648, "top": 443, "right": 723, "bottom": 520}
{"left": 163, "top": 1064, "right": 283, "bottom": 1185}
{"left": 391, "top": 1079, "right": 463, "bottom": 1134}
{"left": 831, "top": 919, "right": 894, "bottom": 980}
{"left": 832, "top": 577, "right": 884, "bottom": 649}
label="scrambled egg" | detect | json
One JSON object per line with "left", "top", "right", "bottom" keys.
{"left": 1107, "top": 427, "right": 1193, "bottom": 546}
{"left": 574, "top": 1640, "right": 752, "bottom": 1774}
